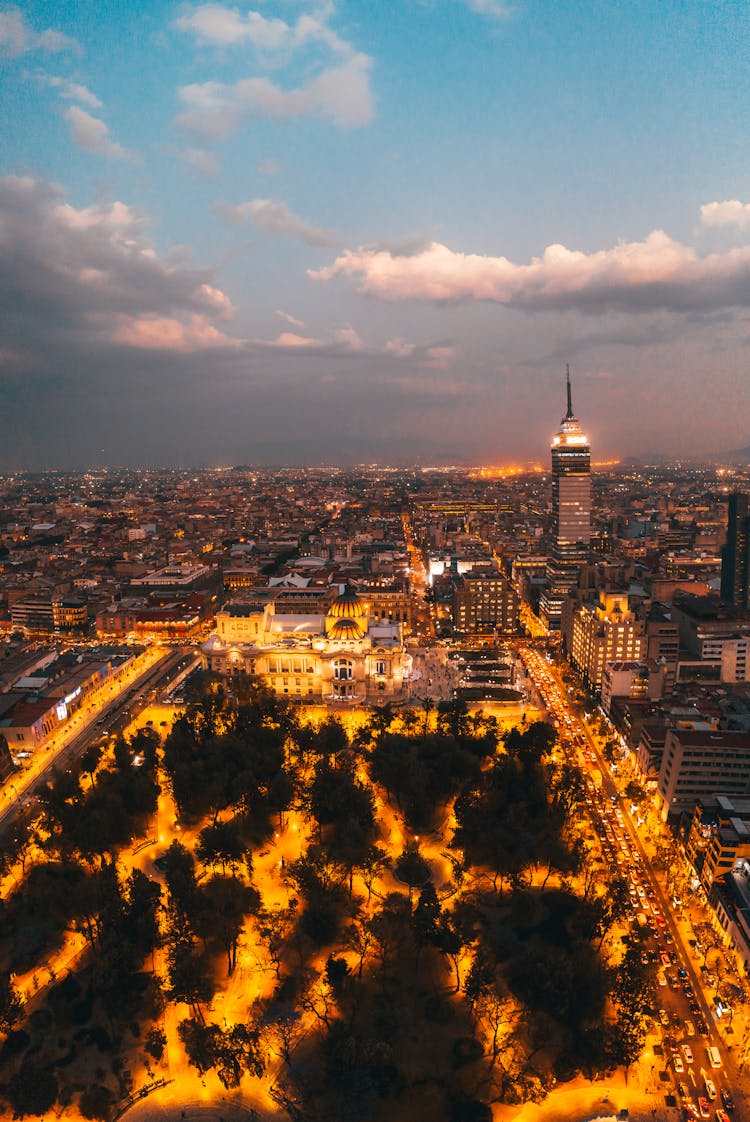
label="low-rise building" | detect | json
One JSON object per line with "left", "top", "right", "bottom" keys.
{"left": 601, "top": 659, "right": 664, "bottom": 714}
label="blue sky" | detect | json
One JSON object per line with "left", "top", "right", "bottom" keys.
{"left": 1, "top": 0, "right": 750, "bottom": 468}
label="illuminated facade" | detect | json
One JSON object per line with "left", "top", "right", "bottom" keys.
{"left": 540, "top": 368, "right": 591, "bottom": 630}
{"left": 570, "top": 592, "right": 647, "bottom": 691}
{"left": 201, "top": 587, "right": 411, "bottom": 702}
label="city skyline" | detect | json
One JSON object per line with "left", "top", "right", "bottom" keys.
{"left": 2, "top": 1, "right": 750, "bottom": 469}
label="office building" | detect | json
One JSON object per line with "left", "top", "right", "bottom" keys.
{"left": 540, "top": 368, "right": 591, "bottom": 630}
{"left": 657, "top": 728, "right": 750, "bottom": 819}
{"left": 570, "top": 591, "right": 647, "bottom": 691}
{"left": 452, "top": 572, "right": 519, "bottom": 635}
{"left": 721, "top": 492, "right": 750, "bottom": 609}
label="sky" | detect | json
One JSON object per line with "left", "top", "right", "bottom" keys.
{"left": 1, "top": 0, "right": 750, "bottom": 469}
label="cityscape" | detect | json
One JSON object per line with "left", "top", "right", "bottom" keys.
{"left": 3, "top": 3, "right": 750, "bottom": 1122}
{"left": 0, "top": 376, "right": 749, "bottom": 1122}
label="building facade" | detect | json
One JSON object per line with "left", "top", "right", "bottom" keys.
{"left": 657, "top": 728, "right": 750, "bottom": 819}
{"left": 721, "top": 492, "right": 750, "bottom": 609}
{"left": 570, "top": 592, "right": 647, "bottom": 691}
{"left": 452, "top": 572, "right": 519, "bottom": 635}
{"left": 201, "top": 587, "right": 411, "bottom": 703}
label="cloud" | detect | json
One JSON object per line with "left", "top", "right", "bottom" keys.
{"left": 214, "top": 198, "right": 338, "bottom": 247}
{"left": 0, "top": 5, "right": 78, "bottom": 57}
{"left": 250, "top": 323, "right": 455, "bottom": 367}
{"left": 461, "top": 0, "right": 514, "bottom": 15}
{"left": 178, "top": 147, "right": 220, "bottom": 177}
{"left": 40, "top": 75, "right": 101, "bottom": 108}
{"left": 174, "top": 3, "right": 352, "bottom": 57}
{"left": 0, "top": 174, "right": 237, "bottom": 355}
{"left": 700, "top": 200, "right": 750, "bottom": 231}
{"left": 276, "top": 309, "right": 305, "bottom": 327}
{"left": 310, "top": 228, "right": 750, "bottom": 314}
{"left": 257, "top": 158, "right": 281, "bottom": 175}
{"left": 176, "top": 52, "right": 374, "bottom": 139}
{"left": 63, "top": 106, "right": 134, "bottom": 161}
{"left": 112, "top": 313, "right": 240, "bottom": 352}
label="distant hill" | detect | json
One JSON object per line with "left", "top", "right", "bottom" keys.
{"left": 717, "top": 445, "right": 750, "bottom": 464}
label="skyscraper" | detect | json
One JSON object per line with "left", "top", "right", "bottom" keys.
{"left": 721, "top": 492, "right": 750, "bottom": 609}
{"left": 540, "top": 367, "right": 592, "bottom": 631}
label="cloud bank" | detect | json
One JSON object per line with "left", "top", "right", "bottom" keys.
{"left": 0, "top": 175, "right": 236, "bottom": 355}
{"left": 311, "top": 226, "right": 750, "bottom": 313}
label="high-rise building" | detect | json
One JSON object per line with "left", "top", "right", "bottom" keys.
{"left": 721, "top": 492, "right": 750, "bottom": 609}
{"left": 540, "top": 367, "right": 592, "bottom": 630}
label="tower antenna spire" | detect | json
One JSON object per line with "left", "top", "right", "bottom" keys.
{"left": 565, "top": 363, "right": 573, "bottom": 420}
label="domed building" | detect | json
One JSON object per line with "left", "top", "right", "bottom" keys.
{"left": 202, "top": 585, "right": 411, "bottom": 702}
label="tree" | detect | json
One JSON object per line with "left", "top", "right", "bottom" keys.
{"left": 178, "top": 1019, "right": 264, "bottom": 1088}
{"left": 5, "top": 1060, "right": 58, "bottom": 1117}
{"left": 365, "top": 893, "right": 413, "bottom": 989}
{"left": 145, "top": 1025, "right": 167, "bottom": 1063}
{"left": 199, "top": 875, "right": 260, "bottom": 975}
{"left": 412, "top": 882, "right": 442, "bottom": 958}
{"left": 167, "top": 937, "right": 213, "bottom": 1018}
{"left": 79, "top": 742, "right": 103, "bottom": 789}
{"left": 394, "top": 844, "right": 431, "bottom": 903}
{"left": 314, "top": 716, "right": 348, "bottom": 758}
{"left": 623, "top": 780, "right": 647, "bottom": 805}
{"left": 196, "top": 819, "right": 249, "bottom": 875}
{"left": 257, "top": 903, "right": 298, "bottom": 979}
{"left": 0, "top": 971, "right": 23, "bottom": 1033}
{"left": 79, "top": 1084, "right": 114, "bottom": 1121}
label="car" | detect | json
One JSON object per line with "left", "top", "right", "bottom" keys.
{"left": 703, "top": 1078, "right": 716, "bottom": 1101}
{"left": 716, "top": 1110, "right": 730, "bottom": 1122}
{"left": 697, "top": 1019, "right": 709, "bottom": 1036}
{"left": 658, "top": 972, "right": 668, "bottom": 987}
{"left": 659, "top": 1009, "right": 670, "bottom": 1026}
{"left": 673, "top": 1053, "right": 685, "bottom": 1073}
{"left": 684, "top": 1020, "right": 695, "bottom": 1036}
{"left": 682, "top": 1044, "right": 694, "bottom": 1064}
{"left": 697, "top": 1097, "right": 710, "bottom": 1119}
{"left": 678, "top": 966, "right": 688, "bottom": 979}
{"left": 720, "top": 1088, "right": 735, "bottom": 1111}
{"left": 683, "top": 1104, "right": 699, "bottom": 1121}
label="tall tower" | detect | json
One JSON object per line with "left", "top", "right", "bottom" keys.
{"left": 721, "top": 492, "right": 750, "bottom": 609}
{"left": 540, "top": 366, "right": 592, "bottom": 631}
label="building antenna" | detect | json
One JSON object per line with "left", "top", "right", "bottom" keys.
{"left": 565, "top": 363, "right": 573, "bottom": 420}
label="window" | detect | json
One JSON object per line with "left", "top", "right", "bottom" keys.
{"left": 333, "top": 659, "right": 354, "bottom": 681}
{"left": 375, "top": 659, "right": 386, "bottom": 675}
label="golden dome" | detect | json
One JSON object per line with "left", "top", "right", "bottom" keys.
{"left": 329, "top": 617, "right": 363, "bottom": 640}
{"left": 328, "top": 587, "right": 365, "bottom": 620}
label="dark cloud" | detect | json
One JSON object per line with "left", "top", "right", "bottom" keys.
{"left": 0, "top": 175, "right": 235, "bottom": 353}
